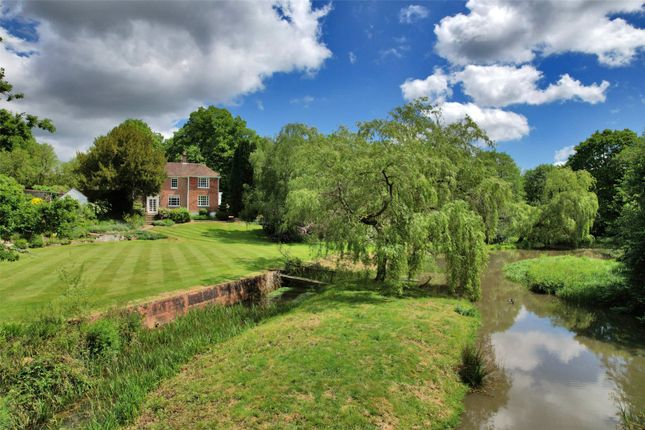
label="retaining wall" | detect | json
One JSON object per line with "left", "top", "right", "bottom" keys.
{"left": 131, "top": 271, "right": 281, "bottom": 328}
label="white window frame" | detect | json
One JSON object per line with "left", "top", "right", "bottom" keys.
{"left": 198, "top": 177, "right": 210, "bottom": 189}
{"left": 170, "top": 177, "right": 178, "bottom": 189}
{"left": 198, "top": 195, "right": 209, "bottom": 207}
{"left": 168, "top": 195, "right": 180, "bottom": 207}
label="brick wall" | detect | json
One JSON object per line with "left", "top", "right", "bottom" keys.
{"left": 131, "top": 271, "right": 280, "bottom": 328}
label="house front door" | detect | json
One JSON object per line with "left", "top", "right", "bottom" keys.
{"left": 146, "top": 196, "right": 159, "bottom": 214}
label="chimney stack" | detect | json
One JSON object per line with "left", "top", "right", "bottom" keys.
{"left": 181, "top": 152, "right": 188, "bottom": 163}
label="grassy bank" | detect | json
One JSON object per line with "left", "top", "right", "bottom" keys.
{"left": 132, "top": 281, "right": 480, "bottom": 429}
{"left": 0, "top": 222, "right": 310, "bottom": 321}
{"left": 503, "top": 256, "right": 631, "bottom": 310}
{"left": 0, "top": 303, "right": 290, "bottom": 429}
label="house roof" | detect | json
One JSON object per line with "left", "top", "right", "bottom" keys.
{"left": 165, "top": 162, "right": 220, "bottom": 178}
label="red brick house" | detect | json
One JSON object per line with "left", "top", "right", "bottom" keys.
{"left": 146, "top": 161, "right": 220, "bottom": 215}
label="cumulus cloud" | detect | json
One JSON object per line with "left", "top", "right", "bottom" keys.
{"left": 554, "top": 145, "right": 576, "bottom": 165}
{"left": 399, "top": 5, "right": 429, "bottom": 24}
{"left": 348, "top": 51, "right": 357, "bottom": 64}
{"left": 455, "top": 65, "right": 610, "bottom": 107}
{"left": 435, "top": 0, "right": 645, "bottom": 67}
{"left": 0, "top": 0, "right": 332, "bottom": 159}
{"left": 400, "top": 68, "right": 451, "bottom": 103}
{"left": 440, "top": 102, "right": 529, "bottom": 141}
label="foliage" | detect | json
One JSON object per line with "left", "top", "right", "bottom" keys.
{"left": 523, "top": 163, "right": 557, "bottom": 205}
{"left": 526, "top": 167, "right": 598, "bottom": 248}
{"left": 151, "top": 219, "right": 175, "bottom": 227}
{"left": 133, "top": 281, "right": 479, "bottom": 429}
{"left": 39, "top": 197, "right": 81, "bottom": 237}
{"left": 0, "top": 302, "right": 287, "bottom": 429}
{"left": 459, "top": 343, "right": 489, "bottom": 389}
{"left": 471, "top": 177, "right": 513, "bottom": 243}
{"left": 130, "top": 230, "right": 167, "bottom": 241}
{"left": 503, "top": 256, "right": 637, "bottom": 314}
{"left": 454, "top": 304, "right": 478, "bottom": 317}
{"left": 28, "top": 235, "right": 44, "bottom": 248}
{"left": 567, "top": 129, "right": 639, "bottom": 235}
{"left": 156, "top": 207, "right": 190, "bottom": 223}
{"left": 229, "top": 136, "right": 259, "bottom": 216}
{"left": 247, "top": 124, "right": 321, "bottom": 239}
{"left": 166, "top": 106, "right": 258, "bottom": 211}
{"left": 0, "top": 246, "right": 19, "bottom": 262}
{"left": 215, "top": 210, "right": 231, "bottom": 221}
{"left": 124, "top": 213, "right": 144, "bottom": 229}
{"left": 0, "top": 140, "right": 59, "bottom": 188}
{"left": 615, "top": 135, "right": 645, "bottom": 298}
{"left": 85, "top": 319, "right": 122, "bottom": 358}
{"left": 278, "top": 101, "right": 489, "bottom": 299}
{"left": 76, "top": 119, "right": 166, "bottom": 215}
{"left": 0, "top": 174, "right": 25, "bottom": 239}
{"left": 477, "top": 150, "right": 524, "bottom": 200}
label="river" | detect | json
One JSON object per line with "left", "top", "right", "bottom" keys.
{"left": 459, "top": 250, "right": 645, "bottom": 430}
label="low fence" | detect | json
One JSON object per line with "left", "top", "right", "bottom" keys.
{"left": 130, "top": 271, "right": 281, "bottom": 328}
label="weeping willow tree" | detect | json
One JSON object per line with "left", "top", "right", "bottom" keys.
{"left": 527, "top": 167, "right": 598, "bottom": 247}
{"left": 471, "top": 177, "right": 513, "bottom": 243}
{"left": 283, "top": 100, "right": 490, "bottom": 300}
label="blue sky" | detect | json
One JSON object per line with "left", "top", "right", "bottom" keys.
{"left": 1, "top": 1, "right": 644, "bottom": 169}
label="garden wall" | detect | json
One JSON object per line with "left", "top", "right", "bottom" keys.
{"left": 131, "top": 271, "right": 281, "bottom": 328}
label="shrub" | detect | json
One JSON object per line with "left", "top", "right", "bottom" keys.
{"left": 124, "top": 213, "right": 144, "bottom": 228}
{"left": 12, "top": 238, "right": 28, "bottom": 251}
{"left": 0, "top": 247, "right": 19, "bottom": 262}
{"left": 40, "top": 197, "right": 81, "bottom": 238}
{"left": 85, "top": 319, "right": 122, "bottom": 358}
{"left": 459, "top": 343, "right": 489, "bottom": 389}
{"left": 0, "top": 175, "right": 25, "bottom": 239}
{"left": 215, "top": 210, "right": 230, "bottom": 221}
{"left": 152, "top": 219, "right": 175, "bottom": 227}
{"left": 455, "top": 304, "right": 478, "bottom": 317}
{"left": 133, "top": 230, "right": 167, "bottom": 241}
{"left": 157, "top": 208, "right": 190, "bottom": 224}
{"left": 132, "top": 201, "right": 145, "bottom": 217}
{"left": 199, "top": 208, "right": 209, "bottom": 216}
{"left": 29, "top": 235, "right": 44, "bottom": 248}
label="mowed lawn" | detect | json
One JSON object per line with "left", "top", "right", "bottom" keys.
{"left": 133, "top": 282, "right": 479, "bottom": 429}
{"left": 0, "top": 222, "right": 311, "bottom": 321}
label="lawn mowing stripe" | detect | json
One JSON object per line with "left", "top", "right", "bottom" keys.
{"left": 89, "top": 242, "right": 141, "bottom": 302}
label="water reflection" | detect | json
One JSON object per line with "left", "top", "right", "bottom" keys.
{"left": 459, "top": 251, "right": 645, "bottom": 430}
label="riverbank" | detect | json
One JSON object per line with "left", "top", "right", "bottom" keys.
{"left": 132, "top": 280, "right": 479, "bottom": 429}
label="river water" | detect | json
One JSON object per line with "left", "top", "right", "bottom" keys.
{"left": 459, "top": 250, "right": 645, "bottom": 430}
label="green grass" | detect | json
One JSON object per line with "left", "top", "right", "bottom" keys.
{"left": 503, "top": 256, "right": 629, "bottom": 306}
{"left": 0, "top": 222, "right": 311, "bottom": 321}
{"left": 0, "top": 303, "right": 290, "bottom": 429}
{"left": 132, "top": 281, "right": 479, "bottom": 429}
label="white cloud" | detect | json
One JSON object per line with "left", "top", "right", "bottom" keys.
{"left": 256, "top": 100, "right": 264, "bottom": 111}
{"left": 400, "top": 68, "right": 452, "bottom": 103}
{"left": 435, "top": 0, "right": 645, "bottom": 67}
{"left": 554, "top": 145, "right": 576, "bottom": 165}
{"left": 348, "top": 51, "right": 357, "bottom": 64}
{"left": 455, "top": 65, "right": 610, "bottom": 107}
{"left": 399, "top": 5, "right": 429, "bottom": 24}
{"left": 290, "top": 95, "right": 315, "bottom": 107}
{"left": 441, "top": 102, "right": 529, "bottom": 141}
{"left": 0, "top": 1, "right": 332, "bottom": 159}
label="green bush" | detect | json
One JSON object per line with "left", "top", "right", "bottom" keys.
{"left": 0, "top": 175, "right": 25, "bottom": 240}
{"left": 85, "top": 319, "right": 122, "bottom": 358}
{"left": 29, "top": 235, "right": 44, "bottom": 248}
{"left": 459, "top": 343, "right": 489, "bottom": 389}
{"left": 12, "top": 239, "right": 28, "bottom": 251}
{"left": 124, "top": 213, "right": 144, "bottom": 228}
{"left": 133, "top": 230, "right": 167, "bottom": 241}
{"left": 87, "top": 221, "right": 132, "bottom": 234}
{"left": 454, "top": 304, "right": 478, "bottom": 317}
{"left": 156, "top": 208, "right": 190, "bottom": 223}
{"left": 151, "top": 219, "right": 175, "bottom": 227}
{"left": 0, "top": 247, "right": 19, "bottom": 262}
{"left": 199, "top": 208, "right": 209, "bottom": 216}
{"left": 215, "top": 210, "right": 230, "bottom": 221}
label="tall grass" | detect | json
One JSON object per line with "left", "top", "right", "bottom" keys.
{"left": 0, "top": 303, "right": 289, "bottom": 429}
{"left": 503, "top": 256, "right": 633, "bottom": 311}
{"left": 458, "top": 343, "right": 489, "bottom": 389}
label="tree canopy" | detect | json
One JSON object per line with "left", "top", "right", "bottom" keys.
{"left": 271, "top": 100, "right": 490, "bottom": 300}
{"left": 523, "top": 163, "right": 557, "bottom": 205}
{"left": 76, "top": 119, "right": 166, "bottom": 214}
{"left": 166, "top": 106, "right": 259, "bottom": 212}
{"left": 567, "top": 129, "right": 639, "bottom": 235}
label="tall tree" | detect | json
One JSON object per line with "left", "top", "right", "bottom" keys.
{"left": 523, "top": 164, "right": 557, "bottom": 205}
{"left": 567, "top": 129, "right": 638, "bottom": 235}
{"left": 166, "top": 106, "right": 258, "bottom": 209}
{"left": 616, "top": 135, "right": 645, "bottom": 295}
{"left": 0, "top": 140, "right": 58, "bottom": 187}
{"left": 283, "top": 100, "right": 489, "bottom": 300}
{"left": 0, "top": 174, "right": 25, "bottom": 239}
{"left": 229, "top": 137, "right": 261, "bottom": 216}
{"left": 471, "top": 177, "right": 513, "bottom": 243}
{"left": 477, "top": 150, "right": 524, "bottom": 200}
{"left": 76, "top": 119, "right": 166, "bottom": 215}
{"left": 527, "top": 167, "right": 598, "bottom": 248}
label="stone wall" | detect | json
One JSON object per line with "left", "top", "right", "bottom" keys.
{"left": 131, "top": 271, "right": 280, "bottom": 328}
